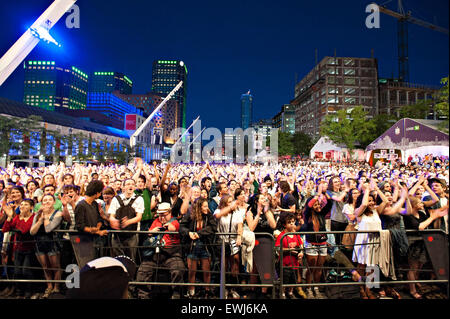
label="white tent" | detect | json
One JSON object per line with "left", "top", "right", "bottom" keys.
{"left": 310, "top": 137, "right": 365, "bottom": 161}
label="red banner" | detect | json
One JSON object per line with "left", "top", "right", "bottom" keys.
{"left": 125, "top": 114, "right": 137, "bottom": 130}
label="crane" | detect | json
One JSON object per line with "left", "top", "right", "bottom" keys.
{"left": 373, "top": 0, "right": 449, "bottom": 83}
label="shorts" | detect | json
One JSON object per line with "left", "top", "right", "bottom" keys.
{"left": 304, "top": 242, "right": 328, "bottom": 257}
{"left": 35, "top": 234, "right": 60, "bottom": 256}
{"left": 282, "top": 268, "right": 297, "bottom": 285}
{"left": 187, "top": 240, "right": 211, "bottom": 260}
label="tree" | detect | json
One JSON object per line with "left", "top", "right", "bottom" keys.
{"left": 292, "top": 132, "right": 313, "bottom": 156}
{"left": 360, "top": 113, "right": 398, "bottom": 149}
{"left": 398, "top": 99, "right": 430, "bottom": 119}
{"left": 0, "top": 116, "right": 19, "bottom": 166}
{"left": 105, "top": 140, "right": 115, "bottom": 161}
{"left": 49, "top": 129, "right": 64, "bottom": 164}
{"left": 320, "top": 106, "right": 375, "bottom": 152}
{"left": 114, "top": 143, "right": 129, "bottom": 165}
{"left": 277, "top": 132, "right": 294, "bottom": 156}
{"left": 74, "top": 132, "right": 88, "bottom": 162}
{"left": 16, "top": 115, "right": 42, "bottom": 157}
{"left": 320, "top": 108, "right": 356, "bottom": 152}
{"left": 0, "top": 115, "right": 43, "bottom": 166}
{"left": 88, "top": 134, "right": 93, "bottom": 159}
{"left": 435, "top": 76, "right": 449, "bottom": 132}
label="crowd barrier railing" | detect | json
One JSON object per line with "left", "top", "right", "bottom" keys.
{"left": 0, "top": 228, "right": 447, "bottom": 299}
{"left": 278, "top": 229, "right": 448, "bottom": 299}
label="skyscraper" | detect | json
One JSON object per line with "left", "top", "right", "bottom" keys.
{"left": 152, "top": 60, "right": 187, "bottom": 128}
{"left": 240, "top": 90, "right": 253, "bottom": 130}
{"left": 23, "top": 60, "right": 88, "bottom": 111}
{"left": 89, "top": 71, "right": 133, "bottom": 94}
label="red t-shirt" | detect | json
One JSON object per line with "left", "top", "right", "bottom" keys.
{"left": 149, "top": 218, "right": 180, "bottom": 248}
{"left": 275, "top": 231, "right": 303, "bottom": 268}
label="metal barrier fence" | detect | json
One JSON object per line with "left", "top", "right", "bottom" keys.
{"left": 277, "top": 229, "right": 449, "bottom": 299}
{"left": 0, "top": 228, "right": 448, "bottom": 299}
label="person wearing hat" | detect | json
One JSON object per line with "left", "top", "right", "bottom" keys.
{"left": 136, "top": 202, "right": 185, "bottom": 299}
{"left": 66, "top": 255, "right": 136, "bottom": 299}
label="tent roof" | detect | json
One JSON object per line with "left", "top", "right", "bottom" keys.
{"left": 366, "top": 118, "right": 449, "bottom": 151}
{"left": 310, "top": 137, "right": 346, "bottom": 153}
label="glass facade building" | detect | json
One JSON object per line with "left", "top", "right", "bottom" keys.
{"left": 87, "top": 92, "right": 143, "bottom": 128}
{"left": 272, "top": 104, "right": 296, "bottom": 135}
{"left": 89, "top": 71, "right": 133, "bottom": 94}
{"left": 23, "top": 60, "right": 88, "bottom": 111}
{"left": 152, "top": 60, "right": 187, "bottom": 128}
{"left": 240, "top": 91, "right": 253, "bottom": 130}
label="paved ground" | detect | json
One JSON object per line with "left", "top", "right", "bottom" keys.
{"left": 0, "top": 283, "right": 447, "bottom": 299}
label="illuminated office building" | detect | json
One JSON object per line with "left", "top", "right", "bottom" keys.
{"left": 90, "top": 71, "right": 133, "bottom": 94}
{"left": 152, "top": 60, "right": 187, "bottom": 128}
{"left": 23, "top": 60, "right": 88, "bottom": 111}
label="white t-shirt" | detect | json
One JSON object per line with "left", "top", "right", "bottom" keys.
{"left": 107, "top": 194, "right": 145, "bottom": 230}
{"left": 342, "top": 203, "right": 358, "bottom": 229}
{"left": 214, "top": 207, "right": 246, "bottom": 243}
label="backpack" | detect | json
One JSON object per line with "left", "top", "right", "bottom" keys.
{"left": 115, "top": 195, "right": 138, "bottom": 232}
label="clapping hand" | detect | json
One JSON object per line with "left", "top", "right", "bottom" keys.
{"left": 189, "top": 232, "right": 199, "bottom": 240}
{"left": 430, "top": 207, "right": 448, "bottom": 219}
{"left": 120, "top": 216, "right": 130, "bottom": 228}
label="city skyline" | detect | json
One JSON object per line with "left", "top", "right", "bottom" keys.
{"left": 0, "top": 0, "right": 448, "bottom": 132}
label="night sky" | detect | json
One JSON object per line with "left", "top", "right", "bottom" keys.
{"left": 0, "top": 0, "right": 448, "bottom": 132}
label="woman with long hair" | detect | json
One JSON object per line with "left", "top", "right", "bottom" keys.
{"left": 1, "top": 198, "right": 35, "bottom": 298}
{"left": 30, "top": 194, "right": 63, "bottom": 298}
{"left": 403, "top": 196, "right": 447, "bottom": 299}
{"left": 342, "top": 188, "right": 361, "bottom": 225}
{"left": 341, "top": 188, "right": 361, "bottom": 258}
{"left": 302, "top": 181, "right": 332, "bottom": 299}
{"left": 352, "top": 180, "right": 407, "bottom": 299}
{"left": 180, "top": 197, "right": 217, "bottom": 298}
{"left": 378, "top": 181, "right": 411, "bottom": 299}
{"left": 245, "top": 192, "right": 277, "bottom": 298}
{"left": 327, "top": 176, "right": 349, "bottom": 247}
{"left": 214, "top": 193, "right": 244, "bottom": 299}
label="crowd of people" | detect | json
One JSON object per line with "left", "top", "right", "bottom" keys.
{"left": 0, "top": 154, "right": 448, "bottom": 299}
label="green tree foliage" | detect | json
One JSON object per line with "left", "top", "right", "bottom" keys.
{"left": 359, "top": 113, "right": 398, "bottom": 149}
{"left": 320, "top": 106, "right": 375, "bottom": 151}
{"left": 0, "top": 116, "right": 19, "bottom": 161}
{"left": 320, "top": 108, "right": 356, "bottom": 151}
{"left": 398, "top": 99, "right": 430, "bottom": 119}
{"left": 292, "top": 132, "right": 313, "bottom": 156}
{"left": 277, "top": 132, "right": 294, "bottom": 156}
{"left": 435, "top": 76, "right": 449, "bottom": 132}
